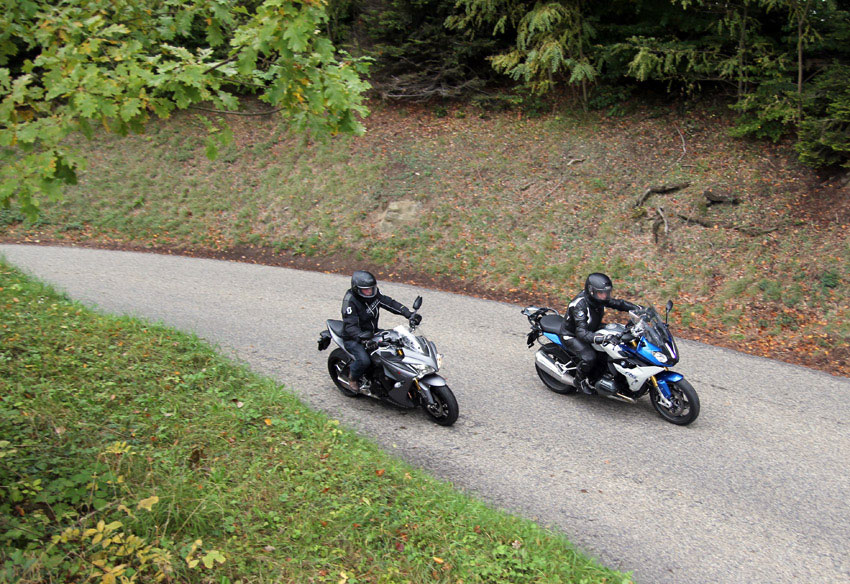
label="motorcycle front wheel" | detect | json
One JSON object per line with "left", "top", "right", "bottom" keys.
{"left": 328, "top": 348, "right": 359, "bottom": 398}
{"left": 651, "top": 379, "right": 700, "bottom": 425}
{"left": 422, "top": 385, "right": 459, "bottom": 426}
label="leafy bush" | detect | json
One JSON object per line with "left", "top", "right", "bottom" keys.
{"left": 797, "top": 63, "right": 850, "bottom": 168}
{"left": 0, "top": 209, "right": 25, "bottom": 228}
{"left": 729, "top": 79, "right": 798, "bottom": 143}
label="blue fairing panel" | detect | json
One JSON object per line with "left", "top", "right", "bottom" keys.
{"left": 543, "top": 332, "right": 563, "bottom": 346}
{"left": 656, "top": 371, "right": 684, "bottom": 383}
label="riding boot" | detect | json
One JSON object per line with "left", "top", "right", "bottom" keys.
{"left": 575, "top": 372, "right": 595, "bottom": 395}
{"left": 349, "top": 377, "right": 361, "bottom": 393}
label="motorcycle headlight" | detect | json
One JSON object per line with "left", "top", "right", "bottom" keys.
{"left": 411, "top": 362, "right": 434, "bottom": 374}
{"left": 651, "top": 351, "right": 668, "bottom": 364}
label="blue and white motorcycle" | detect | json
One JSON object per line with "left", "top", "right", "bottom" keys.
{"left": 521, "top": 301, "right": 700, "bottom": 425}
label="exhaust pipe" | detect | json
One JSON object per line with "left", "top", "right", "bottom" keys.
{"left": 535, "top": 351, "right": 574, "bottom": 385}
{"left": 605, "top": 393, "right": 636, "bottom": 404}
{"left": 535, "top": 352, "right": 635, "bottom": 403}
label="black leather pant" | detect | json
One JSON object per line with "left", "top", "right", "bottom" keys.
{"left": 564, "top": 337, "right": 600, "bottom": 381}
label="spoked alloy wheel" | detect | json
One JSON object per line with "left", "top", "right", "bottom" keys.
{"left": 423, "top": 385, "right": 459, "bottom": 426}
{"left": 535, "top": 343, "right": 577, "bottom": 395}
{"left": 651, "top": 379, "right": 700, "bottom": 425}
{"left": 327, "top": 348, "right": 359, "bottom": 398}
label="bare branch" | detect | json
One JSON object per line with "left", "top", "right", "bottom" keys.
{"left": 634, "top": 182, "right": 690, "bottom": 207}
{"left": 674, "top": 125, "right": 686, "bottom": 164}
{"left": 188, "top": 105, "right": 285, "bottom": 116}
{"left": 676, "top": 213, "right": 778, "bottom": 236}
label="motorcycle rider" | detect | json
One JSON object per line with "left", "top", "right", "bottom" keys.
{"left": 561, "top": 273, "right": 640, "bottom": 395}
{"left": 341, "top": 270, "right": 422, "bottom": 393}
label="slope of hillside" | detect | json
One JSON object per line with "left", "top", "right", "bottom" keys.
{"left": 2, "top": 99, "right": 848, "bottom": 375}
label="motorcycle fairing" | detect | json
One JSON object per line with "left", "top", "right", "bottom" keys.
{"left": 543, "top": 332, "right": 563, "bottom": 345}
{"left": 621, "top": 337, "right": 677, "bottom": 367}
{"left": 419, "top": 373, "right": 448, "bottom": 387}
{"left": 654, "top": 370, "right": 684, "bottom": 400}
{"left": 612, "top": 362, "right": 666, "bottom": 392}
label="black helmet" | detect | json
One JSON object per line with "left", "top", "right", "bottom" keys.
{"left": 351, "top": 270, "right": 378, "bottom": 299}
{"left": 585, "top": 273, "right": 612, "bottom": 305}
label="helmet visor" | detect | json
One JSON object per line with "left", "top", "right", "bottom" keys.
{"left": 591, "top": 286, "right": 611, "bottom": 302}
{"left": 358, "top": 286, "right": 376, "bottom": 298}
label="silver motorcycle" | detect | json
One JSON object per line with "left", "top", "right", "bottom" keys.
{"left": 318, "top": 296, "right": 459, "bottom": 426}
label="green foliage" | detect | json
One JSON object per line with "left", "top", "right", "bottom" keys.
{"left": 447, "top": 0, "right": 850, "bottom": 167}
{"left": 0, "top": 0, "right": 371, "bottom": 219}
{"left": 586, "top": 85, "right": 632, "bottom": 113}
{"left": 451, "top": 0, "right": 597, "bottom": 96}
{"left": 797, "top": 63, "right": 850, "bottom": 168}
{"left": 729, "top": 78, "right": 799, "bottom": 142}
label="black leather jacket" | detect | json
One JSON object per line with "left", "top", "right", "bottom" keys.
{"left": 561, "top": 291, "right": 638, "bottom": 344}
{"left": 341, "top": 289, "right": 409, "bottom": 341}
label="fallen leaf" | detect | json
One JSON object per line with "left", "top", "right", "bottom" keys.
{"left": 137, "top": 496, "right": 159, "bottom": 511}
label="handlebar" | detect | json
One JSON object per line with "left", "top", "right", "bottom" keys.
{"left": 369, "top": 330, "right": 402, "bottom": 348}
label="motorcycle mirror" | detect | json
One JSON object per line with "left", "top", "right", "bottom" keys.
{"left": 665, "top": 300, "right": 673, "bottom": 323}
{"left": 413, "top": 296, "right": 422, "bottom": 311}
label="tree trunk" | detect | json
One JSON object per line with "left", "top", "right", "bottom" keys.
{"left": 738, "top": 3, "right": 748, "bottom": 99}
{"left": 796, "top": 0, "right": 812, "bottom": 122}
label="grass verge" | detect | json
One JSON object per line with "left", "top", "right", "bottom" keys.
{"left": 0, "top": 261, "right": 632, "bottom": 584}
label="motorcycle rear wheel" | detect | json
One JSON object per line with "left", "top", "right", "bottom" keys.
{"left": 651, "top": 379, "right": 699, "bottom": 425}
{"left": 535, "top": 343, "right": 577, "bottom": 395}
{"left": 328, "top": 348, "right": 360, "bottom": 398}
{"left": 423, "top": 385, "right": 459, "bottom": 426}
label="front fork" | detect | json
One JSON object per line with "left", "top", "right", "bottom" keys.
{"left": 413, "top": 378, "right": 436, "bottom": 406}
{"left": 415, "top": 373, "right": 448, "bottom": 407}
{"left": 650, "top": 377, "right": 672, "bottom": 408}
{"left": 651, "top": 371, "right": 684, "bottom": 408}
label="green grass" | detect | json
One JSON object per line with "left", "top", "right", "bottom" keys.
{"left": 0, "top": 262, "right": 631, "bottom": 584}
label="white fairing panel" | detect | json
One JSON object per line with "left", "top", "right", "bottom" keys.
{"left": 613, "top": 363, "right": 665, "bottom": 392}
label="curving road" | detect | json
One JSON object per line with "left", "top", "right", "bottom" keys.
{"left": 2, "top": 244, "right": 849, "bottom": 584}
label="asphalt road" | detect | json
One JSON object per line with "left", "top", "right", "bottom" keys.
{"left": 2, "top": 244, "right": 849, "bottom": 584}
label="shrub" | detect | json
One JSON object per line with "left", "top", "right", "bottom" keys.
{"left": 797, "top": 63, "right": 850, "bottom": 169}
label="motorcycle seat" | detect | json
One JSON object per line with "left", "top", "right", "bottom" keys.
{"left": 327, "top": 319, "right": 345, "bottom": 337}
{"left": 540, "top": 314, "right": 566, "bottom": 335}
